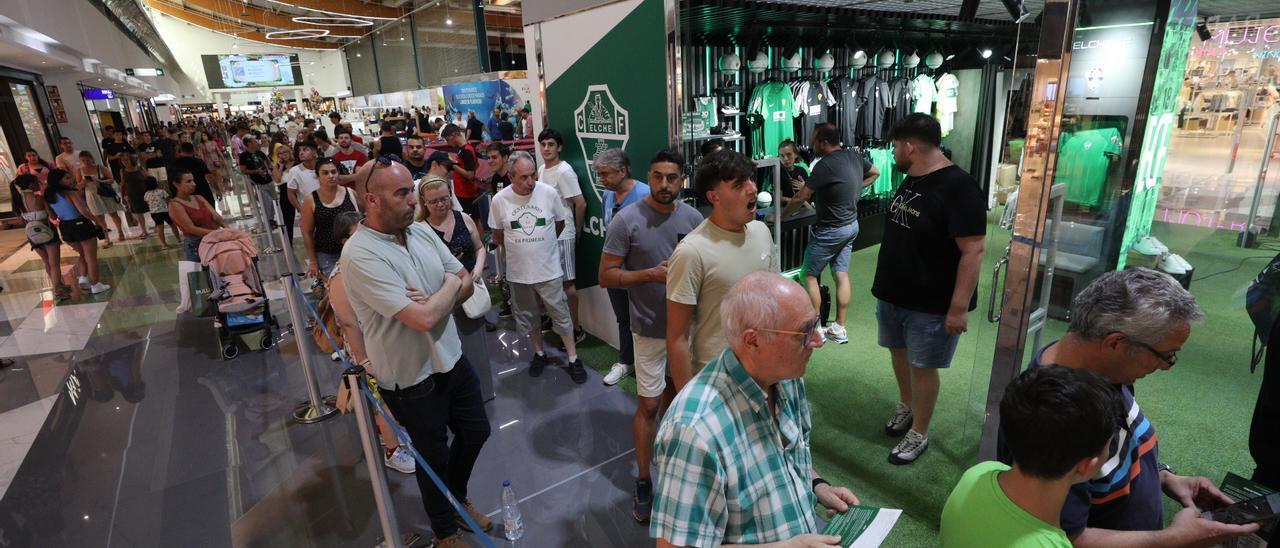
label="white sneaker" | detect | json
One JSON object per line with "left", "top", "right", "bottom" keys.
{"left": 885, "top": 402, "right": 913, "bottom": 437}
{"left": 603, "top": 362, "right": 631, "bottom": 386}
{"left": 78, "top": 276, "right": 91, "bottom": 289}
{"left": 384, "top": 446, "right": 416, "bottom": 474}
{"left": 89, "top": 283, "right": 112, "bottom": 294}
{"left": 825, "top": 323, "right": 848, "bottom": 344}
{"left": 889, "top": 430, "right": 929, "bottom": 465}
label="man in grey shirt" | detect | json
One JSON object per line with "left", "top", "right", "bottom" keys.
{"left": 784, "top": 123, "right": 878, "bottom": 344}
{"left": 339, "top": 158, "right": 492, "bottom": 548}
{"left": 600, "top": 148, "right": 705, "bottom": 523}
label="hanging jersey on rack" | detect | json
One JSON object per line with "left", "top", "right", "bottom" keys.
{"left": 793, "top": 79, "right": 837, "bottom": 145}
{"left": 884, "top": 78, "right": 914, "bottom": 135}
{"left": 935, "top": 73, "right": 960, "bottom": 135}
{"left": 829, "top": 76, "right": 861, "bottom": 146}
{"left": 1057, "top": 127, "right": 1122, "bottom": 207}
{"left": 747, "top": 82, "right": 795, "bottom": 159}
{"left": 857, "top": 75, "right": 891, "bottom": 140}
{"left": 912, "top": 74, "right": 937, "bottom": 114}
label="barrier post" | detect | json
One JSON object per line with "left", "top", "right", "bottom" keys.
{"left": 276, "top": 202, "right": 338, "bottom": 424}
{"left": 345, "top": 366, "right": 416, "bottom": 548}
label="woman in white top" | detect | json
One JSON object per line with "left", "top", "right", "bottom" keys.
{"left": 77, "top": 151, "right": 127, "bottom": 247}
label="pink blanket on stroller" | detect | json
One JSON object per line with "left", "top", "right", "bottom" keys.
{"left": 198, "top": 228, "right": 263, "bottom": 313}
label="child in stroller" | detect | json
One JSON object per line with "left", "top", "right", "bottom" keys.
{"left": 199, "top": 228, "right": 276, "bottom": 359}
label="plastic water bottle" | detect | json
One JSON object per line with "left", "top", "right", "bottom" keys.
{"left": 502, "top": 480, "right": 524, "bottom": 541}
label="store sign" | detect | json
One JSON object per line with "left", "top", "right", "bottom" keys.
{"left": 81, "top": 88, "right": 115, "bottom": 100}
{"left": 542, "top": 0, "right": 669, "bottom": 287}
{"left": 574, "top": 84, "right": 630, "bottom": 200}
{"left": 125, "top": 68, "right": 164, "bottom": 77}
{"left": 442, "top": 80, "right": 525, "bottom": 127}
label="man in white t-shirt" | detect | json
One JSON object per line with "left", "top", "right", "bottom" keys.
{"left": 55, "top": 137, "right": 84, "bottom": 184}
{"left": 490, "top": 151, "right": 588, "bottom": 384}
{"left": 286, "top": 140, "right": 321, "bottom": 214}
{"left": 536, "top": 128, "right": 587, "bottom": 344}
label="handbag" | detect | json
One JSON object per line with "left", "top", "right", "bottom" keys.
{"left": 461, "top": 276, "right": 491, "bottom": 319}
{"left": 25, "top": 221, "right": 55, "bottom": 246}
{"left": 187, "top": 269, "right": 216, "bottom": 317}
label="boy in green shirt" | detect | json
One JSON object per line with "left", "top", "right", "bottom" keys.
{"left": 941, "top": 366, "right": 1122, "bottom": 547}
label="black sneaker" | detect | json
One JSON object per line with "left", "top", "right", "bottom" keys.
{"left": 529, "top": 353, "right": 551, "bottom": 377}
{"left": 567, "top": 358, "right": 587, "bottom": 384}
{"left": 633, "top": 479, "right": 653, "bottom": 523}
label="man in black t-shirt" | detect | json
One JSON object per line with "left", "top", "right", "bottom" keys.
{"left": 172, "top": 142, "right": 216, "bottom": 206}
{"left": 783, "top": 124, "right": 879, "bottom": 346}
{"left": 872, "top": 113, "right": 987, "bottom": 466}
{"left": 137, "top": 131, "right": 168, "bottom": 181}
{"left": 238, "top": 137, "right": 273, "bottom": 186}
{"left": 103, "top": 129, "right": 133, "bottom": 181}
{"left": 398, "top": 134, "right": 431, "bottom": 180}
{"left": 466, "top": 111, "right": 485, "bottom": 142}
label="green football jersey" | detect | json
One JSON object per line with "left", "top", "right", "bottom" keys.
{"left": 748, "top": 82, "right": 795, "bottom": 158}
{"left": 1058, "top": 128, "right": 1122, "bottom": 207}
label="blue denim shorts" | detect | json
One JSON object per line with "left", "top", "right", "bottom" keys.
{"left": 803, "top": 221, "right": 859, "bottom": 276}
{"left": 876, "top": 299, "right": 961, "bottom": 369}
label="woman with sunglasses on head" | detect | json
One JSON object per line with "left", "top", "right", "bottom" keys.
{"left": 300, "top": 157, "right": 359, "bottom": 279}
{"left": 45, "top": 169, "right": 112, "bottom": 295}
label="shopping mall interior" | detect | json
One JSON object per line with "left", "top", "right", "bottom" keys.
{"left": 0, "top": 0, "right": 1279, "bottom": 546}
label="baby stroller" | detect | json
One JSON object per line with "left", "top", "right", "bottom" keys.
{"left": 199, "top": 228, "right": 277, "bottom": 359}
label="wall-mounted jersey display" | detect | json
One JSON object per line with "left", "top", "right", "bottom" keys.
{"left": 747, "top": 81, "right": 796, "bottom": 159}
{"left": 935, "top": 72, "right": 960, "bottom": 135}
{"left": 911, "top": 74, "right": 937, "bottom": 114}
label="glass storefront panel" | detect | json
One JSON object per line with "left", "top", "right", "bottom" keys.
{"left": 413, "top": 0, "right": 482, "bottom": 87}
{"left": 346, "top": 38, "right": 379, "bottom": 97}
{"left": 374, "top": 19, "right": 418, "bottom": 93}
{"left": 10, "top": 82, "right": 53, "bottom": 161}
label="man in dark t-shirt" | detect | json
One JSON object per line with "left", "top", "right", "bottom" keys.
{"left": 238, "top": 137, "right": 273, "bottom": 186}
{"left": 1015, "top": 268, "right": 1259, "bottom": 545}
{"left": 103, "top": 129, "right": 133, "bottom": 181}
{"left": 466, "top": 111, "right": 486, "bottom": 142}
{"left": 172, "top": 142, "right": 215, "bottom": 206}
{"left": 783, "top": 124, "right": 879, "bottom": 346}
{"left": 870, "top": 114, "right": 987, "bottom": 466}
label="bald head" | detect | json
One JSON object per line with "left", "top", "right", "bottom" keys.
{"left": 355, "top": 159, "right": 418, "bottom": 232}
{"left": 722, "top": 271, "right": 822, "bottom": 383}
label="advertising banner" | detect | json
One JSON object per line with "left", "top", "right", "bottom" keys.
{"left": 1117, "top": 0, "right": 1198, "bottom": 268}
{"left": 539, "top": 0, "right": 669, "bottom": 287}
{"left": 442, "top": 80, "right": 527, "bottom": 125}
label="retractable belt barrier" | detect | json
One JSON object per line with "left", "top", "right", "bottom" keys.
{"left": 286, "top": 275, "right": 498, "bottom": 548}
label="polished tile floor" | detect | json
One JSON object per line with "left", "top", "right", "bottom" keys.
{"left": 0, "top": 203, "right": 651, "bottom": 546}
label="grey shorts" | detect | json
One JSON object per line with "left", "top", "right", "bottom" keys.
{"left": 876, "top": 299, "right": 961, "bottom": 369}
{"left": 803, "top": 221, "right": 859, "bottom": 276}
{"left": 510, "top": 279, "right": 573, "bottom": 335}
{"left": 558, "top": 238, "right": 576, "bottom": 282}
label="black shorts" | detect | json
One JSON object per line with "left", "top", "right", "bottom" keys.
{"left": 151, "top": 212, "right": 175, "bottom": 226}
{"left": 59, "top": 217, "right": 97, "bottom": 243}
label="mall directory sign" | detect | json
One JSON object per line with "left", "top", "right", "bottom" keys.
{"left": 1118, "top": 0, "right": 1198, "bottom": 268}
{"left": 539, "top": 0, "right": 669, "bottom": 287}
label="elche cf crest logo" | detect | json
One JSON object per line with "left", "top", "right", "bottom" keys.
{"left": 575, "top": 84, "right": 629, "bottom": 202}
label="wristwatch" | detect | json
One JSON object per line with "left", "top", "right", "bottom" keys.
{"left": 1156, "top": 462, "right": 1176, "bottom": 476}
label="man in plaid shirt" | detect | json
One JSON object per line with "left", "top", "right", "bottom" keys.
{"left": 651, "top": 272, "right": 862, "bottom": 547}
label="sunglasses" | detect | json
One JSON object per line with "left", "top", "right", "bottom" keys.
{"left": 361, "top": 154, "right": 402, "bottom": 191}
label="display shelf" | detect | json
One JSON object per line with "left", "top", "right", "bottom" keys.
{"left": 679, "top": 133, "right": 745, "bottom": 143}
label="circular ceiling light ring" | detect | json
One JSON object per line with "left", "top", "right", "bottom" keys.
{"left": 264, "top": 29, "right": 331, "bottom": 39}
{"left": 292, "top": 16, "right": 374, "bottom": 27}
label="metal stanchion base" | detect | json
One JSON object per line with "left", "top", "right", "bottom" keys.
{"left": 376, "top": 532, "right": 424, "bottom": 547}
{"left": 293, "top": 395, "right": 339, "bottom": 424}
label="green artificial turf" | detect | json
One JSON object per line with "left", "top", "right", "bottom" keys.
{"left": 569, "top": 216, "right": 1273, "bottom": 546}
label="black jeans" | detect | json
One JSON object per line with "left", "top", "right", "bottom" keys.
{"left": 380, "top": 356, "right": 492, "bottom": 539}
{"left": 277, "top": 183, "right": 295, "bottom": 244}
{"left": 607, "top": 288, "right": 634, "bottom": 366}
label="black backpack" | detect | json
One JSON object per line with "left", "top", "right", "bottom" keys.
{"left": 1247, "top": 252, "right": 1280, "bottom": 372}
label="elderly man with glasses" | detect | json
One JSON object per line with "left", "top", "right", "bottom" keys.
{"left": 1019, "top": 267, "right": 1258, "bottom": 547}
{"left": 651, "top": 271, "right": 862, "bottom": 548}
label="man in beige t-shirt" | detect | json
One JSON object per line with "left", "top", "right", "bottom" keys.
{"left": 666, "top": 150, "right": 773, "bottom": 390}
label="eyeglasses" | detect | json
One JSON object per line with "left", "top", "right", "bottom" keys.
{"left": 757, "top": 317, "right": 823, "bottom": 344}
{"left": 1125, "top": 336, "right": 1178, "bottom": 367}
{"left": 425, "top": 196, "right": 452, "bottom": 206}
{"left": 361, "top": 154, "right": 402, "bottom": 191}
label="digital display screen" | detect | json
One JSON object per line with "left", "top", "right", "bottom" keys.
{"left": 81, "top": 88, "right": 115, "bottom": 100}
{"left": 200, "top": 54, "right": 304, "bottom": 89}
